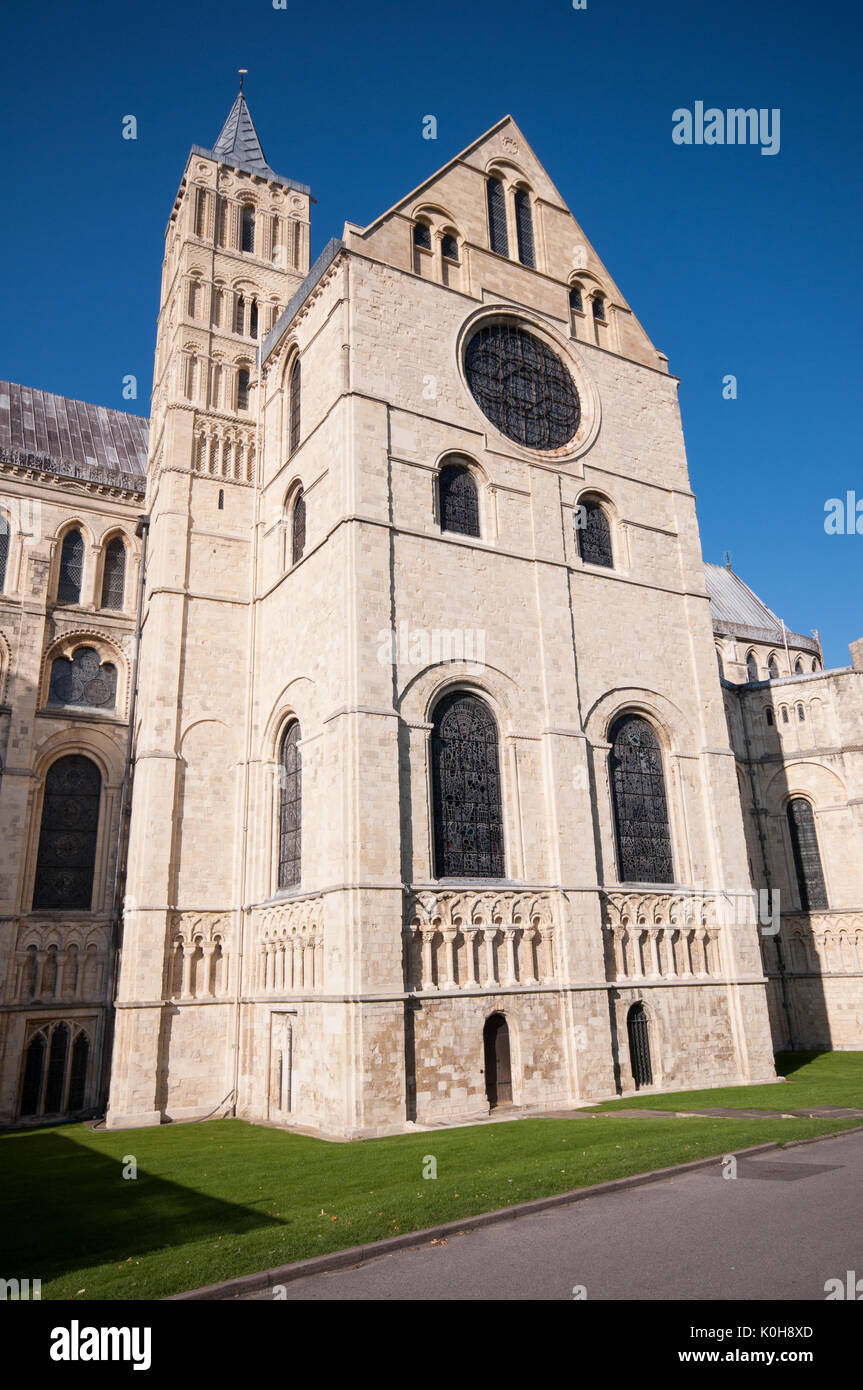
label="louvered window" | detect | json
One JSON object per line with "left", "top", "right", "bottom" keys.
{"left": 57, "top": 530, "right": 84, "bottom": 604}
{"left": 576, "top": 500, "right": 613, "bottom": 568}
{"left": 487, "top": 177, "right": 508, "bottom": 257}
{"left": 289, "top": 359, "right": 301, "bottom": 455}
{"left": 609, "top": 716, "right": 674, "bottom": 884}
{"left": 439, "top": 463, "right": 480, "bottom": 538}
{"left": 33, "top": 755, "right": 102, "bottom": 910}
{"left": 787, "top": 798, "right": 828, "bottom": 910}
{"left": 278, "top": 722, "right": 302, "bottom": 888}
{"left": 432, "top": 693, "right": 505, "bottom": 879}
{"left": 514, "top": 188, "right": 535, "bottom": 268}
{"left": 101, "top": 537, "right": 126, "bottom": 609}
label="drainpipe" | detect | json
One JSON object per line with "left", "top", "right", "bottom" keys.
{"left": 98, "top": 513, "right": 150, "bottom": 1113}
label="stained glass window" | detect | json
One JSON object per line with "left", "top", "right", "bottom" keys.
{"left": 576, "top": 500, "right": 613, "bottom": 567}
{"left": 787, "top": 798, "right": 828, "bottom": 910}
{"left": 440, "top": 463, "right": 480, "bottom": 538}
{"left": 32, "top": 755, "right": 102, "bottom": 910}
{"left": 432, "top": 693, "right": 505, "bottom": 879}
{"left": 101, "top": 537, "right": 126, "bottom": 609}
{"left": 609, "top": 716, "right": 674, "bottom": 884}
{"left": 465, "top": 323, "right": 580, "bottom": 451}
{"left": 289, "top": 359, "right": 301, "bottom": 455}
{"left": 487, "top": 177, "right": 508, "bottom": 257}
{"left": 57, "top": 530, "right": 84, "bottom": 604}
{"left": 291, "top": 490, "right": 306, "bottom": 565}
{"left": 279, "top": 722, "right": 302, "bottom": 889}
{"left": 241, "top": 204, "right": 255, "bottom": 254}
{"left": 514, "top": 188, "right": 535, "bottom": 268}
{"left": 49, "top": 647, "right": 117, "bottom": 710}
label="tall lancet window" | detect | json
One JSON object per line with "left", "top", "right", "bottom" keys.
{"left": 786, "top": 798, "right": 828, "bottom": 910}
{"left": 237, "top": 369, "right": 250, "bottom": 412}
{"left": 33, "top": 755, "right": 102, "bottom": 910}
{"left": 278, "top": 722, "right": 302, "bottom": 889}
{"left": 241, "top": 204, "right": 255, "bottom": 254}
{"left": 234, "top": 294, "right": 245, "bottom": 336}
{"left": 291, "top": 489, "right": 306, "bottom": 565}
{"left": 249, "top": 299, "right": 259, "bottom": 339}
{"left": 57, "top": 530, "right": 84, "bottom": 604}
{"left": 431, "top": 692, "right": 505, "bottom": 879}
{"left": 514, "top": 188, "right": 535, "bottom": 268}
{"left": 288, "top": 359, "right": 301, "bottom": 456}
{"left": 487, "top": 176, "right": 508, "bottom": 257}
{"left": 0, "top": 513, "right": 9, "bottom": 592}
{"left": 609, "top": 715, "right": 674, "bottom": 884}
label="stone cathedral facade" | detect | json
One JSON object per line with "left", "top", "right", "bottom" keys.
{"left": 1, "top": 98, "right": 861, "bottom": 1134}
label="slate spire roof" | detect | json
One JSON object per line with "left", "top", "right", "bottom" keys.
{"left": 212, "top": 93, "right": 276, "bottom": 178}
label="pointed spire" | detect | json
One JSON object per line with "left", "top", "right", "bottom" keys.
{"left": 212, "top": 79, "right": 275, "bottom": 178}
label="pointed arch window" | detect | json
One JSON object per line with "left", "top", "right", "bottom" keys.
{"left": 19, "top": 1023, "right": 90, "bottom": 1119}
{"left": 291, "top": 489, "right": 306, "bottom": 565}
{"left": 0, "top": 512, "right": 9, "bottom": 592}
{"left": 241, "top": 204, "right": 255, "bottom": 254}
{"left": 514, "top": 187, "right": 535, "bottom": 268}
{"left": 768, "top": 655, "right": 780, "bottom": 680}
{"left": 609, "top": 715, "right": 673, "bottom": 884}
{"left": 795, "top": 658, "right": 804, "bottom": 675}
{"left": 32, "top": 754, "right": 102, "bottom": 910}
{"left": 746, "top": 652, "right": 758, "bottom": 682}
{"left": 49, "top": 647, "right": 117, "bottom": 710}
{"left": 237, "top": 368, "right": 250, "bottom": 412}
{"left": 288, "top": 359, "right": 301, "bottom": 455}
{"left": 57, "top": 529, "right": 84, "bottom": 604}
{"left": 576, "top": 499, "right": 613, "bottom": 568}
{"left": 439, "top": 462, "right": 480, "bottom": 538}
{"left": 431, "top": 692, "right": 504, "bottom": 879}
{"left": 278, "top": 722, "right": 302, "bottom": 889}
{"left": 787, "top": 798, "right": 828, "bottom": 910}
{"left": 487, "top": 176, "right": 508, "bottom": 257}
{"left": 101, "top": 536, "right": 126, "bottom": 609}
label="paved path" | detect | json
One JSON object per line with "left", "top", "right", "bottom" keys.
{"left": 240, "top": 1129, "right": 863, "bottom": 1301}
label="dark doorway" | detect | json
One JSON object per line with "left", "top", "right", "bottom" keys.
{"left": 626, "top": 1002, "right": 653, "bottom": 1089}
{"left": 483, "top": 1014, "right": 512, "bottom": 1108}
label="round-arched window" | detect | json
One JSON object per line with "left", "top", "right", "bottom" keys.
{"left": 464, "top": 322, "right": 580, "bottom": 451}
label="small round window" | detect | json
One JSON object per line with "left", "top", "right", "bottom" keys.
{"left": 464, "top": 322, "right": 580, "bottom": 450}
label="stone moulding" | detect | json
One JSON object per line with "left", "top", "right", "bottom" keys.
{"left": 168, "top": 911, "right": 230, "bottom": 1000}
{"left": 600, "top": 889, "right": 724, "bottom": 982}
{"left": 253, "top": 896, "right": 324, "bottom": 995}
{"left": 403, "top": 887, "right": 558, "bottom": 992}
{"left": 764, "top": 911, "right": 863, "bottom": 976}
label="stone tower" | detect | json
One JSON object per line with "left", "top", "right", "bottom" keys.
{"left": 106, "top": 94, "right": 311, "bottom": 1126}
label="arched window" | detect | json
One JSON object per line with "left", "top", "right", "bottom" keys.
{"left": 787, "top": 798, "right": 828, "bottom": 910}
{"left": 439, "top": 462, "right": 480, "bottom": 538}
{"left": 442, "top": 232, "right": 459, "bottom": 262}
{"left": 0, "top": 512, "right": 9, "bottom": 592}
{"left": 57, "top": 529, "right": 84, "bottom": 604}
{"left": 44, "top": 1022, "right": 70, "bottom": 1113}
{"left": 431, "top": 692, "right": 504, "bottom": 879}
{"left": 812, "top": 657, "right": 820, "bottom": 672}
{"left": 487, "top": 176, "right": 508, "bottom": 257}
{"left": 576, "top": 499, "right": 613, "bottom": 568}
{"left": 781, "top": 705, "right": 789, "bottom": 724}
{"left": 19, "top": 1024, "right": 90, "bottom": 1119}
{"left": 249, "top": 298, "right": 259, "bottom": 339}
{"left": 716, "top": 647, "right": 724, "bottom": 678}
{"left": 234, "top": 293, "right": 245, "bottom": 336}
{"left": 291, "top": 489, "right": 306, "bottom": 565}
{"left": 237, "top": 368, "right": 250, "bottom": 412}
{"left": 746, "top": 651, "right": 758, "bottom": 682}
{"left": 765, "top": 707, "right": 774, "bottom": 726}
{"left": 592, "top": 295, "right": 606, "bottom": 322}
{"left": 32, "top": 755, "right": 102, "bottom": 910}
{"left": 768, "top": 655, "right": 780, "bottom": 679}
{"left": 514, "top": 187, "right": 535, "bottom": 268}
{"left": 49, "top": 647, "right": 117, "bottom": 710}
{"left": 795, "top": 658, "right": 804, "bottom": 675}
{"left": 797, "top": 703, "right": 805, "bottom": 721}
{"left": 278, "top": 722, "right": 302, "bottom": 889}
{"left": 609, "top": 715, "right": 673, "bottom": 884}
{"left": 288, "top": 359, "right": 301, "bottom": 455}
{"left": 569, "top": 284, "right": 583, "bottom": 314}
{"left": 413, "top": 221, "right": 432, "bottom": 250}
{"left": 241, "top": 204, "right": 255, "bottom": 254}
{"left": 626, "top": 1003, "right": 653, "bottom": 1089}
{"left": 187, "top": 277, "right": 200, "bottom": 318}
{"left": 20, "top": 1031, "right": 46, "bottom": 1116}
{"left": 101, "top": 536, "right": 126, "bottom": 609}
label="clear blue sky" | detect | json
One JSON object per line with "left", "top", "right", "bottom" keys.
{"left": 1, "top": 0, "right": 860, "bottom": 666}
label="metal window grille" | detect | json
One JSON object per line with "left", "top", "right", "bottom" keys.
{"left": 442, "top": 233, "right": 459, "bottom": 261}
{"left": 57, "top": 530, "right": 84, "bottom": 604}
{"left": 413, "top": 222, "right": 432, "bottom": 250}
{"left": 439, "top": 464, "right": 480, "bottom": 537}
{"left": 291, "top": 491, "right": 306, "bottom": 564}
{"left": 569, "top": 285, "right": 583, "bottom": 313}
{"left": 279, "top": 722, "right": 302, "bottom": 888}
{"left": 101, "top": 537, "right": 126, "bottom": 609}
{"left": 0, "top": 515, "right": 8, "bottom": 592}
{"left": 610, "top": 716, "right": 674, "bottom": 884}
{"left": 514, "top": 188, "right": 535, "bottom": 268}
{"left": 465, "top": 322, "right": 580, "bottom": 451}
{"left": 32, "top": 755, "right": 102, "bottom": 910}
{"left": 49, "top": 648, "right": 117, "bottom": 710}
{"left": 577, "top": 500, "right": 613, "bottom": 567}
{"left": 787, "top": 798, "right": 828, "bottom": 910}
{"left": 432, "top": 693, "right": 505, "bottom": 879}
{"left": 487, "top": 178, "right": 508, "bottom": 257}
{"left": 592, "top": 296, "right": 606, "bottom": 321}
{"left": 627, "top": 1004, "right": 653, "bottom": 1089}
{"left": 289, "top": 360, "right": 301, "bottom": 455}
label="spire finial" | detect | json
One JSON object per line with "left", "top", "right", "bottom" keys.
{"left": 238, "top": 68, "right": 248, "bottom": 93}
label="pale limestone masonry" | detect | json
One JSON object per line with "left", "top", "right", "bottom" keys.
{"left": 1, "top": 99, "right": 861, "bottom": 1133}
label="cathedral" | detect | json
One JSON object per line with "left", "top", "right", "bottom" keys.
{"left": 1, "top": 96, "right": 861, "bottom": 1135}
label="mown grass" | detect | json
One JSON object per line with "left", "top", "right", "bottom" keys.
{"left": 588, "top": 1050, "right": 863, "bottom": 1113}
{"left": 2, "top": 1052, "right": 861, "bottom": 1301}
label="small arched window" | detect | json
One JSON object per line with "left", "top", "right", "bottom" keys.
{"left": 431, "top": 692, "right": 504, "bottom": 879}
{"left": 187, "top": 277, "right": 200, "bottom": 318}
{"left": 786, "top": 798, "right": 828, "bottom": 910}
{"left": 288, "top": 359, "right": 301, "bottom": 456}
{"left": 609, "top": 715, "right": 673, "bottom": 884}
{"left": 716, "top": 647, "right": 724, "bottom": 678}
{"left": 626, "top": 1002, "right": 653, "bottom": 1089}
{"left": 234, "top": 293, "right": 245, "bottom": 336}
{"left": 291, "top": 489, "right": 306, "bottom": 565}
{"left": 592, "top": 295, "right": 606, "bottom": 322}
{"left": 514, "top": 187, "right": 535, "bottom": 268}
{"left": 101, "top": 536, "right": 126, "bottom": 609}
{"left": 797, "top": 703, "right": 805, "bottom": 721}
{"left": 249, "top": 298, "right": 259, "bottom": 339}
{"left": 413, "top": 221, "right": 432, "bottom": 250}
{"left": 768, "top": 655, "right": 780, "bottom": 680}
{"left": 439, "top": 462, "right": 480, "bottom": 538}
{"left": 278, "top": 721, "right": 302, "bottom": 889}
{"left": 569, "top": 284, "right": 583, "bottom": 314}
{"left": 781, "top": 706, "right": 790, "bottom": 724}
{"left": 237, "top": 369, "right": 250, "bottom": 412}
{"left": 812, "top": 657, "right": 820, "bottom": 672}
{"left": 576, "top": 499, "right": 613, "bottom": 568}
{"left": 33, "top": 754, "right": 102, "bottom": 910}
{"left": 0, "top": 512, "right": 9, "bottom": 592}
{"left": 746, "top": 652, "right": 758, "bottom": 682}
{"left": 241, "top": 204, "right": 255, "bottom": 254}
{"left": 57, "top": 529, "right": 84, "bottom": 604}
{"left": 765, "top": 707, "right": 774, "bottom": 726}
{"left": 442, "top": 233, "right": 459, "bottom": 262}
{"left": 795, "top": 658, "right": 804, "bottom": 675}
{"left": 49, "top": 647, "right": 117, "bottom": 710}
{"left": 487, "top": 176, "right": 508, "bottom": 257}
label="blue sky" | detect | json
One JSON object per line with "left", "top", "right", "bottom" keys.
{"left": 1, "top": 0, "right": 860, "bottom": 665}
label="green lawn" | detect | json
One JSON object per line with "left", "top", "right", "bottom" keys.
{"left": 1, "top": 1052, "right": 860, "bottom": 1301}
{"left": 589, "top": 1050, "right": 863, "bottom": 1113}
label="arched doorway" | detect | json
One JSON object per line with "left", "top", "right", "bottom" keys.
{"left": 483, "top": 1014, "right": 512, "bottom": 1108}
{"left": 626, "top": 1002, "right": 653, "bottom": 1090}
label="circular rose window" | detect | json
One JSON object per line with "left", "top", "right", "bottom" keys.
{"left": 464, "top": 322, "right": 581, "bottom": 450}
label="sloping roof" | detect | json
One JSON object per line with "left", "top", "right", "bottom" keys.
{"left": 212, "top": 94, "right": 277, "bottom": 178}
{"left": 0, "top": 381, "right": 148, "bottom": 487}
{"left": 705, "top": 562, "right": 818, "bottom": 653}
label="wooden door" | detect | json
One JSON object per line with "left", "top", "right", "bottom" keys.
{"left": 484, "top": 1014, "right": 512, "bottom": 1108}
